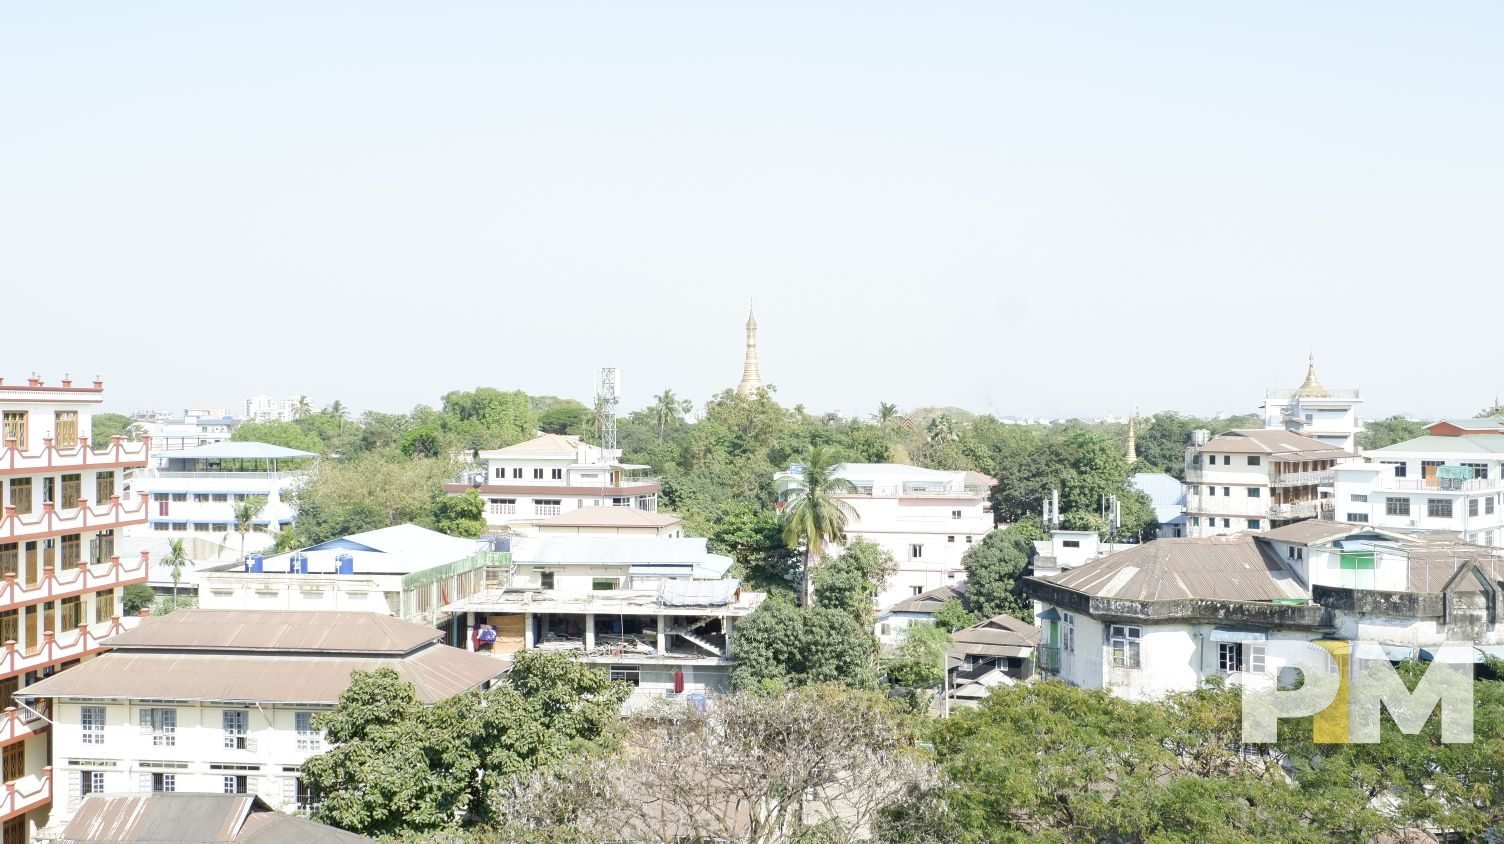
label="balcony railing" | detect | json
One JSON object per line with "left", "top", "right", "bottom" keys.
{"left": 1036, "top": 645, "right": 1061, "bottom": 674}
{"left": 1270, "top": 501, "right": 1325, "bottom": 520}
{"left": 1264, "top": 388, "right": 1361, "bottom": 400}
{"left": 1372, "top": 477, "right": 1504, "bottom": 493}
{"left": 0, "top": 551, "right": 150, "bottom": 607}
{"left": 0, "top": 616, "right": 137, "bottom": 678}
{"left": 839, "top": 484, "right": 985, "bottom": 498}
{"left": 0, "top": 767, "right": 50, "bottom": 822}
{"left": 1269, "top": 470, "right": 1334, "bottom": 488}
{"left": 1, "top": 435, "right": 149, "bottom": 474}
{"left": 0, "top": 703, "right": 47, "bottom": 746}
{"left": 0, "top": 492, "right": 149, "bottom": 542}
{"left": 143, "top": 470, "right": 299, "bottom": 481}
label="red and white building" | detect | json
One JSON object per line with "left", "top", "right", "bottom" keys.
{"left": 444, "top": 434, "right": 661, "bottom": 534}
{"left": 0, "top": 374, "right": 150, "bottom": 842}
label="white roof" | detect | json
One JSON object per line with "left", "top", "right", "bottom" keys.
{"left": 511, "top": 535, "right": 732, "bottom": 575}
{"left": 835, "top": 463, "right": 967, "bottom": 482}
{"left": 259, "top": 524, "right": 482, "bottom": 575}
{"left": 161, "top": 441, "right": 317, "bottom": 460}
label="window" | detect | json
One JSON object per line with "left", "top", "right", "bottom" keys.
{"left": 2, "top": 411, "right": 27, "bottom": 449}
{"left": 965, "top": 535, "right": 973, "bottom": 543}
{"left": 296, "top": 712, "right": 322, "bottom": 752}
{"left": 512, "top": 467, "right": 522, "bottom": 479}
{"left": 1247, "top": 519, "right": 1261, "bottom": 529}
{"left": 171, "top": 493, "right": 187, "bottom": 503}
{"left": 1428, "top": 499, "right": 1454, "bottom": 519}
{"left": 1382, "top": 461, "right": 1407, "bottom": 478}
{"left": 1208, "top": 486, "right": 1216, "bottom": 496}
{"left": 1422, "top": 460, "right": 1445, "bottom": 481}
{"left": 909, "top": 544, "right": 924, "bottom": 559}
{"left": 539, "top": 571, "right": 556, "bottom": 589}
{"left": 1350, "top": 494, "right": 1368, "bottom": 503}
{"left": 533, "top": 468, "right": 544, "bottom": 479}
{"left": 1218, "top": 642, "right": 1242, "bottom": 673}
{"left": 1247, "top": 456, "right": 1261, "bottom": 466}
{"left": 1222, "top": 518, "right": 1231, "bottom": 528}
{"left": 609, "top": 666, "right": 640, "bottom": 686}
{"left": 61, "top": 595, "right": 82, "bottom": 629}
{"left": 55, "top": 411, "right": 78, "bottom": 448}
{"left": 910, "top": 585, "right": 922, "bottom": 596}
{"left": 1463, "top": 463, "right": 1490, "bottom": 480}
{"left": 96, "top": 471, "right": 115, "bottom": 502}
{"left": 551, "top": 468, "right": 563, "bottom": 480}
{"left": 534, "top": 499, "right": 562, "bottom": 516}
{"left": 151, "top": 773, "right": 176, "bottom": 793}
{"left": 140, "top": 708, "right": 176, "bottom": 746}
{"left": 1223, "top": 487, "right": 1231, "bottom": 496}
{"left": 193, "top": 493, "right": 211, "bottom": 503}
{"left": 1386, "top": 497, "right": 1411, "bottom": 517}
{"left": 592, "top": 578, "right": 615, "bottom": 591}
{"left": 9, "top": 478, "right": 32, "bottom": 515}
{"left": 1346, "top": 513, "right": 1369, "bottom": 523}
{"left": 494, "top": 467, "right": 503, "bottom": 479}
{"left": 1110, "top": 625, "right": 1141, "bottom": 668}
{"left": 488, "top": 498, "right": 516, "bottom": 516}
{"left": 81, "top": 706, "right": 105, "bottom": 744}
{"left": 81, "top": 770, "right": 105, "bottom": 797}
{"left": 0, "top": 610, "right": 15, "bottom": 646}
{"left": 223, "top": 775, "right": 248, "bottom": 794}
{"left": 1191, "top": 516, "right": 1200, "bottom": 526}
{"left": 1062, "top": 612, "right": 1076, "bottom": 653}
{"left": 1471, "top": 499, "right": 1480, "bottom": 517}
{"left": 951, "top": 509, "right": 962, "bottom": 520}
{"left": 1490, "top": 498, "right": 1497, "bottom": 516}
{"left": 1223, "top": 455, "right": 1232, "bottom": 465}
{"left": 1062, "top": 540, "right": 1080, "bottom": 548}
{"left": 1247, "top": 487, "right": 1261, "bottom": 498}
{"left": 223, "top": 709, "right": 249, "bottom": 749}
{"left": 947, "top": 535, "right": 956, "bottom": 543}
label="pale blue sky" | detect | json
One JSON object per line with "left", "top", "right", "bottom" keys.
{"left": 2, "top": 3, "right": 1500, "bottom": 420}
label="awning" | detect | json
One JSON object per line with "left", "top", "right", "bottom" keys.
{"left": 1037, "top": 608, "right": 1061, "bottom": 622}
{"left": 1210, "top": 628, "right": 1269, "bottom": 643}
{"left": 630, "top": 564, "right": 694, "bottom": 577}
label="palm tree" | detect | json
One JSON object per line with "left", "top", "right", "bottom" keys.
{"left": 293, "top": 395, "right": 312, "bottom": 419}
{"left": 925, "top": 414, "right": 959, "bottom": 444}
{"left": 158, "top": 538, "right": 192, "bottom": 611}
{"left": 652, "top": 390, "right": 686, "bottom": 437}
{"left": 780, "top": 445, "right": 857, "bottom": 606}
{"left": 231, "top": 495, "right": 269, "bottom": 564}
{"left": 873, "top": 402, "right": 913, "bottom": 431}
{"left": 327, "top": 400, "right": 348, "bottom": 432}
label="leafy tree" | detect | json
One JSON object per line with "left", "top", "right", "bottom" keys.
{"left": 123, "top": 582, "right": 156, "bottom": 615}
{"left": 231, "top": 495, "right": 268, "bottom": 563}
{"left": 710, "top": 502, "right": 800, "bottom": 594}
{"left": 439, "top": 388, "right": 538, "bottom": 451}
{"left": 812, "top": 539, "right": 893, "bottom": 620}
{"left": 157, "top": 538, "right": 192, "bottom": 610}
{"left": 232, "top": 420, "right": 324, "bottom": 453}
{"left": 960, "top": 530, "right": 1034, "bottom": 621}
{"left": 285, "top": 450, "right": 457, "bottom": 546}
{"left": 294, "top": 395, "right": 313, "bottom": 419}
{"left": 780, "top": 444, "right": 857, "bottom": 605}
{"left": 650, "top": 389, "right": 691, "bottom": 437}
{"left": 537, "top": 400, "right": 592, "bottom": 435}
{"left": 731, "top": 594, "right": 879, "bottom": 694}
{"left": 883, "top": 623, "right": 950, "bottom": 690}
{"left": 934, "top": 599, "right": 980, "bottom": 632}
{"left": 303, "top": 652, "right": 630, "bottom": 838}
{"left": 424, "top": 490, "right": 487, "bottom": 538}
{"left": 89, "top": 412, "right": 136, "bottom": 443}
{"left": 399, "top": 425, "right": 444, "bottom": 459}
{"left": 1358, "top": 415, "right": 1428, "bottom": 451}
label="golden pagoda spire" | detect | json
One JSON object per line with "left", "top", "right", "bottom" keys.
{"left": 1293, "top": 352, "right": 1330, "bottom": 398}
{"left": 736, "top": 304, "right": 764, "bottom": 397}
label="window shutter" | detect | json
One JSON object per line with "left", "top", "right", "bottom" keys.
{"left": 245, "top": 736, "right": 258, "bottom": 753}
{"left": 138, "top": 772, "right": 152, "bottom": 792}
{"left": 139, "top": 709, "right": 152, "bottom": 734}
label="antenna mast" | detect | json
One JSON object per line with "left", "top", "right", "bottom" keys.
{"left": 597, "top": 367, "right": 619, "bottom": 451}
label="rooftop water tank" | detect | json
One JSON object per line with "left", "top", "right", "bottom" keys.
{"left": 250, "top": 554, "right": 264, "bottom": 574}
{"left": 1190, "top": 429, "right": 1211, "bottom": 447}
{"left": 336, "top": 553, "right": 354, "bottom": 575}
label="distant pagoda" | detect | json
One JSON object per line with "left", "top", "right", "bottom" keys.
{"left": 736, "top": 306, "right": 764, "bottom": 397}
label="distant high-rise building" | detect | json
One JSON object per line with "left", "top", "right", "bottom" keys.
{"left": 735, "top": 307, "right": 764, "bottom": 397}
{"left": 242, "top": 395, "right": 309, "bottom": 423}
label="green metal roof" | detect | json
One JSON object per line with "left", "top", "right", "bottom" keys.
{"left": 1367, "top": 435, "right": 1504, "bottom": 455}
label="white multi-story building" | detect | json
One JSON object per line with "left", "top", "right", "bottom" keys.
{"left": 133, "top": 411, "right": 237, "bottom": 457}
{"left": 126, "top": 442, "right": 315, "bottom": 577}
{"left": 1183, "top": 428, "right": 1357, "bottom": 539}
{"left": 444, "top": 535, "right": 762, "bottom": 708}
{"left": 1027, "top": 519, "right": 1504, "bottom": 702}
{"left": 444, "top": 434, "right": 660, "bottom": 534}
{"left": 535, "top": 507, "right": 685, "bottom": 538}
{"left": 773, "top": 463, "right": 995, "bottom": 609}
{"left": 241, "top": 396, "right": 307, "bottom": 424}
{"left": 1, "top": 373, "right": 152, "bottom": 843}
{"left": 1259, "top": 356, "right": 1363, "bottom": 453}
{"left": 1333, "top": 422, "right": 1504, "bottom": 547}
{"left": 197, "top": 524, "right": 501, "bottom": 634}
{"left": 19, "top": 610, "right": 506, "bottom": 828}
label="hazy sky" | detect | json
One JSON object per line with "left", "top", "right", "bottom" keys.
{"left": 3, "top": 3, "right": 1500, "bottom": 421}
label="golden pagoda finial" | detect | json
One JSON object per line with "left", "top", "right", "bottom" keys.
{"left": 1293, "top": 352, "right": 1329, "bottom": 398}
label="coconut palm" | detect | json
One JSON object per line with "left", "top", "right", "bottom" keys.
{"left": 158, "top": 538, "right": 192, "bottom": 611}
{"left": 925, "top": 414, "right": 959, "bottom": 444}
{"left": 780, "top": 445, "right": 858, "bottom": 606}
{"left": 231, "top": 495, "right": 269, "bottom": 564}
{"left": 327, "top": 400, "right": 348, "bottom": 431}
{"left": 652, "top": 390, "right": 687, "bottom": 437}
{"left": 873, "top": 402, "right": 913, "bottom": 431}
{"left": 293, "top": 395, "right": 312, "bottom": 419}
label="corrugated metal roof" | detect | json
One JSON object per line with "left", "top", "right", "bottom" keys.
{"left": 20, "top": 643, "right": 507, "bottom": 705}
{"left": 1257, "top": 520, "right": 1372, "bottom": 546}
{"left": 1366, "top": 435, "right": 1504, "bottom": 455}
{"left": 158, "top": 441, "right": 317, "bottom": 460}
{"left": 512, "top": 535, "right": 716, "bottom": 566}
{"left": 1201, "top": 429, "right": 1354, "bottom": 458}
{"left": 885, "top": 583, "right": 965, "bottom": 614}
{"left": 1048, "top": 535, "right": 1307, "bottom": 602}
{"left": 537, "top": 508, "right": 684, "bottom": 528}
{"left": 57, "top": 793, "right": 373, "bottom": 843}
{"left": 950, "top": 613, "right": 1040, "bottom": 649}
{"left": 479, "top": 433, "right": 583, "bottom": 458}
{"left": 1130, "top": 472, "right": 1186, "bottom": 508}
{"left": 103, "top": 610, "right": 442, "bottom": 655}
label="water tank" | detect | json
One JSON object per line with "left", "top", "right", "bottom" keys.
{"left": 250, "top": 554, "right": 264, "bottom": 574}
{"left": 292, "top": 553, "right": 309, "bottom": 575}
{"left": 1190, "top": 429, "right": 1211, "bottom": 447}
{"left": 336, "top": 554, "right": 354, "bottom": 575}
{"left": 489, "top": 535, "right": 511, "bottom": 553}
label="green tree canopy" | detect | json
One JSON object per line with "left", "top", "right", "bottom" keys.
{"left": 960, "top": 530, "right": 1034, "bottom": 621}
{"left": 1358, "top": 415, "right": 1428, "bottom": 451}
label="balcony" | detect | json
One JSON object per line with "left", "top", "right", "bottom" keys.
{"left": 0, "top": 492, "right": 149, "bottom": 542}
{"left": 1036, "top": 645, "right": 1061, "bottom": 674}
{"left": 0, "top": 551, "right": 150, "bottom": 609}
{"left": 1269, "top": 470, "right": 1334, "bottom": 488}
{"left": 1372, "top": 477, "right": 1504, "bottom": 493}
{"left": 0, "top": 768, "right": 49, "bottom": 823}
{"left": 0, "top": 616, "right": 138, "bottom": 679}
{"left": 0, "top": 702, "right": 47, "bottom": 747}
{"left": 0, "top": 435, "right": 149, "bottom": 475}
{"left": 841, "top": 484, "right": 985, "bottom": 498}
{"left": 1270, "top": 501, "right": 1325, "bottom": 520}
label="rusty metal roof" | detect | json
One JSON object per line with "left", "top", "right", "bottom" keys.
{"left": 1200, "top": 428, "right": 1354, "bottom": 459}
{"left": 1047, "top": 535, "right": 1307, "bottom": 602}
{"left": 886, "top": 584, "right": 966, "bottom": 614}
{"left": 105, "top": 610, "right": 442, "bottom": 655}
{"left": 57, "top": 793, "right": 372, "bottom": 843}
{"left": 1256, "top": 520, "right": 1374, "bottom": 546}
{"left": 21, "top": 642, "right": 507, "bottom": 705}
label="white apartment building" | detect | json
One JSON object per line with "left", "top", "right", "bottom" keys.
{"left": 18, "top": 610, "right": 506, "bottom": 829}
{"left": 1333, "top": 423, "right": 1504, "bottom": 547}
{"left": 1026, "top": 520, "right": 1504, "bottom": 702}
{"left": 444, "top": 434, "right": 660, "bottom": 534}
{"left": 197, "top": 524, "right": 501, "bottom": 636}
{"left": 133, "top": 412, "right": 237, "bottom": 457}
{"left": 126, "top": 442, "right": 315, "bottom": 579}
{"left": 241, "top": 396, "right": 306, "bottom": 424}
{"left": 1259, "top": 356, "right": 1364, "bottom": 453}
{"left": 2, "top": 374, "right": 152, "bottom": 843}
{"left": 535, "top": 507, "right": 685, "bottom": 537}
{"left": 444, "top": 535, "right": 762, "bottom": 708}
{"left": 773, "top": 463, "right": 995, "bottom": 610}
{"left": 1183, "top": 428, "right": 1356, "bottom": 539}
